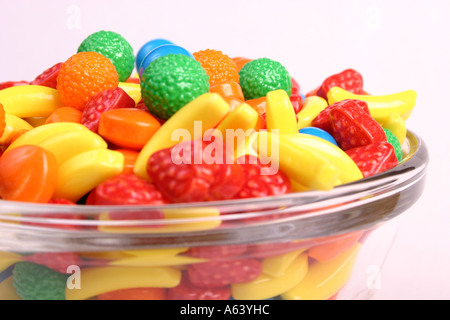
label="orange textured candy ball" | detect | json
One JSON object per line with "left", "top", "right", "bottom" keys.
{"left": 0, "top": 145, "right": 58, "bottom": 203}
{"left": 193, "top": 49, "right": 239, "bottom": 86}
{"left": 57, "top": 52, "right": 119, "bottom": 111}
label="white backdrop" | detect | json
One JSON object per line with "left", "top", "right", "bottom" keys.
{"left": 1, "top": 0, "right": 449, "bottom": 299}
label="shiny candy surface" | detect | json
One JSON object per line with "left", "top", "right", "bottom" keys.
{"left": 138, "top": 44, "right": 193, "bottom": 78}
{"left": 136, "top": 38, "right": 174, "bottom": 73}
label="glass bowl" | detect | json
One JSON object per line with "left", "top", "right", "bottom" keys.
{"left": 0, "top": 130, "right": 428, "bottom": 300}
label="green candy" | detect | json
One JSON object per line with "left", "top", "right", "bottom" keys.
{"left": 78, "top": 30, "right": 135, "bottom": 82}
{"left": 13, "top": 262, "right": 68, "bottom": 300}
{"left": 140, "top": 54, "right": 210, "bottom": 120}
{"left": 239, "top": 57, "right": 292, "bottom": 100}
{"left": 383, "top": 128, "right": 403, "bottom": 161}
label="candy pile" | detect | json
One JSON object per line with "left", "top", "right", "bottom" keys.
{"left": 0, "top": 31, "right": 417, "bottom": 300}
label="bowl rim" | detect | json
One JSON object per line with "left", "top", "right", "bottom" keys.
{"left": 0, "top": 130, "right": 429, "bottom": 251}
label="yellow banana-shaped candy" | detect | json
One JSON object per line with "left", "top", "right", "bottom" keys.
{"left": 281, "top": 243, "right": 361, "bottom": 300}
{"left": 381, "top": 111, "right": 407, "bottom": 145}
{"left": 254, "top": 131, "right": 341, "bottom": 191}
{"left": 235, "top": 131, "right": 259, "bottom": 159}
{"left": 231, "top": 253, "right": 309, "bottom": 300}
{"left": 54, "top": 149, "right": 124, "bottom": 202}
{"left": 326, "top": 87, "right": 416, "bottom": 123}
{"left": 0, "top": 114, "right": 33, "bottom": 145}
{"left": 282, "top": 133, "right": 363, "bottom": 185}
{"left": 37, "top": 129, "right": 108, "bottom": 164}
{"left": 134, "top": 93, "right": 230, "bottom": 180}
{"left": 297, "top": 96, "right": 328, "bottom": 129}
{"left": 266, "top": 89, "right": 298, "bottom": 135}
{"left": 65, "top": 266, "right": 181, "bottom": 300}
{"left": 5, "top": 122, "right": 89, "bottom": 154}
{"left": 118, "top": 82, "right": 141, "bottom": 105}
{"left": 0, "top": 277, "right": 21, "bottom": 300}
{"left": 262, "top": 248, "right": 307, "bottom": 277}
{"left": 0, "top": 85, "right": 64, "bottom": 118}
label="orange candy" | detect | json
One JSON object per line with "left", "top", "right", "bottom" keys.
{"left": 98, "top": 108, "right": 161, "bottom": 150}
{"left": 97, "top": 287, "right": 167, "bottom": 300}
{"left": 232, "top": 57, "right": 252, "bottom": 72}
{"left": 245, "top": 96, "right": 267, "bottom": 117}
{"left": 0, "top": 145, "right": 58, "bottom": 203}
{"left": 210, "top": 81, "right": 245, "bottom": 101}
{"left": 45, "top": 107, "right": 82, "bottom": 124}
{"left": 57, "top": 52, "right": 119, "bottom": 111}
{"left": 115, "top": 149, "right": 140, "bottom": 174}
{"left": 308, "top": 231, "right": 364, "bottom": 263}
{"left": 193, "top": 49, "right": 240, "bottom": 86}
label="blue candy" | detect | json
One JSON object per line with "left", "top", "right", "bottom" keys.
{"left": 299, "top": 127, "right": 338, "bottom": 146}
{"left": 138, "top": 44, "right": 194, "bottom": 78}
{"left": 135, "top": 38, "right": 174, "bottom": 73}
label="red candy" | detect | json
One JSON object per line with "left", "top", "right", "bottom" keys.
{"left": 31, "top": 62, "right": 63, "bottom": 89}
{"left": 187, "top": 259, "right": 262, "bottom": 288}
{"left": 312, "top": 99, "right": 370, "bottom": 134}
{"left": 0, "top": 81, "right": 29, "bottom": 90}
{"left": 235, "top": 155, "right": 291, "bottom": 199}
{"left": 81, "top": 87, "right": 135, "bottom": 133}
{"left": 317, "top": 68, "right": 364, "bottom": 100}
{"left": 329, "top": 99, "right": 386, "bottom": 150}
{"left": 345, "top": 141, "right": 399, "bottom": 178}
{"left": 24, "top": 252, "right": 81, "bottom": 274}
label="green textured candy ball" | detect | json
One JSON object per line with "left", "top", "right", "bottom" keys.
{"left": 239, "top": 57, "right": 292, "bottom": 100}
{"left": 13, "top": 262, "right": 68, "bottom": 300}
{"left": 383, "top": 128, "right": 402, "bottom": 161}
{"left": 78, "top": 30, "right": 135, "bottom": 82}
{"left": 140, "top": 54, "right": 210, "bottom": 120}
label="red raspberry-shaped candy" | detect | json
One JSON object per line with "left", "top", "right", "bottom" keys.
{"left": 81, "top": 87, "right": 135, "bottom": 132}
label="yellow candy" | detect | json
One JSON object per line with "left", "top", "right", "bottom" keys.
{"left": 255, "top": 131, "right": 341, "bottom": 190}
{"left": 0, "top": 85, "right": 64, "bottom": 118}
{"left": 121, "top": 247, "right": 189, "bottom": 257}
{"left": 54, "top": 149, "right": 124, "bottom": 202}
{"left": 37, "top": 129, "right": 108, "bottom": 164}
{"left": 5, "top": 122, "right": 89, "bottom": 154}
{"left": 98, "top": 207, "right": 221, "bottom": 234}
{"left": 118, "top": 82, "right": 141, "bottom": 105}
{"left": 297, "top": 96, "right": 328, "bottom": 129}
{"left": 282, "top": 133, "right": 363, "bottom": 185}
{"left": 231, "top": 253, "right": 308, "bottom": 300}
{"left": 235, "top": 131, "right": 259, "bottom": 159}
{"left": 65, "top": 266, "right": 181, "bottom": 300}
{"left": 281, "top": 243, "right": 361, "bottom": 300}
{"left": 0, "top": 114, "right": 33, "bottom": 145}
{"left": 382, "top": 111, "right": 407, "bottom": 145}
{"left": 262, "top": 248, "right": 307, "bottom": 277}
{"left": 134, "top": 93, "right": 230, "bottom": 180}
{"left": 327, "top": 87, "right": 416, "bottom": 123}
{"left": 0, "top": 251, "right": 22, "bottom": 273}
{"left": 266, "top": 90, "right": 298, "bottom": 135}
{"left": 215, "top": 103, "right": 258, "bottom": 138}
{"left": 0, "top": 277, "right": 21, "bottom": 300}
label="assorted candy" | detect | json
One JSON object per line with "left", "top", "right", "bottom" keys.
{"left": 0, "top": 30, "right": 418, "bottom": 300}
